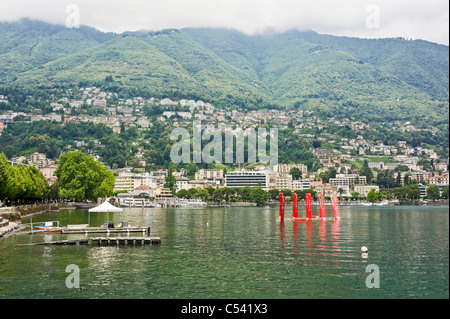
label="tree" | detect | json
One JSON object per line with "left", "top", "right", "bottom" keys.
{"left": 55, "top": 151, "right": 115, "bottom": 202}
{"left": 250, "top": 187, "right": 267, "bottom": 206}
{"left": 267, "top": 189, "right": 280, "bottom": 201}
{"left": 0, "top": 153, "right": 50, "bottom": 204}
{"left": 367, "top": 188, "right": 379, "bottom": 203}
{"left": 406, "top": 185, "right": 420, "bottom": 201}
{"left": 289, "top": 167, "right": 302, "bottom": 180}
{"left": 176, "top": 189, "right": 188, "bottom": 199}
{"left": 441, "top": 187, "right": 449, "bottom": 199}
{"left": 0, "top": 153, "right": 9, "bottom": 200}
{"left": 360, "top": 165, "right": 374, "bottom": 184}
{"left": 212, "top": 188, "right": 224, "bottom": 203}
{"left": 338, "top": 187, "right": 345, "bottom": 200}
{"left": 239, "top": 186, "right": 252, "bottom": 202}
{"left": 426, "top": 185, "right": 441, "bottom": 201}
{"left": 164, "top": 167, "right": 177, "bottom": 195}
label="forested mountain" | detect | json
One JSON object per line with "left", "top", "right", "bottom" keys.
{"left": 1, "top": 19, "right": 448, "bottom": 123}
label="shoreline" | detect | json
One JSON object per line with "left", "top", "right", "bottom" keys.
{"left": 0, "top": 202, "right": 76, "bottom": 223}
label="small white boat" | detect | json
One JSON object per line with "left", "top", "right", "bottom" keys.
{"left": 178, "top": 199, "right": 207, "bottom": 208}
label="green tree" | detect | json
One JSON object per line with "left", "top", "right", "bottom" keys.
{"left": 250, "top": 186, "right": 267, "bottom": 206}
{"left": 55, "top": 151, "right": 115, "bottom": 202}
{"left": 367, "top": 188, "right": 379, "bottom": 203}
{"left": 176, "top": 189, "right": 188, "bottom": 199}
{"left": 360, "top": 165, "right": 374, "bottom": 184}
{"left": 441, "top": 187, "right": 449, "bottom": 199}
{"left": 239, "top": 186, "right": 252, "bottom": 202}
{"left": 267, "top": 189, "right": 280, "bottom": 201}
{"left": 164, "top": 167, "right": 177, "bottom": 195}
{"left": 212, "top": 188, "right": 224, "bottom": 203}
{"left": 426, "top": 184, "right": 441, "bottom": 201}
{"left": 289, "top": 167, "right": 302, "bottom": 180}
{"left": 0, "top": 153, "right": 9, "bottom": 200}
{"left": 338, "top": 187, "right": 345, "bottom": 200}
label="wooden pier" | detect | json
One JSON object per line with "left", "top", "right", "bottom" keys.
{"left": 18, "top": 236, "right": 161, "bottom": 246}
{"left": 61, "top": 226, "right": 150, "bottom": 235}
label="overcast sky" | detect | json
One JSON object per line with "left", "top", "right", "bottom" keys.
{"left": 0, "top": 0, "right": 448, "bottom": 45}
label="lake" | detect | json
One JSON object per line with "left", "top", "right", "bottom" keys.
{"left": 0, "top": 205, "right": 448, "bottom": 299}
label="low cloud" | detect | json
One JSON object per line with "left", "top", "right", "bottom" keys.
{"left": 0, "top": 0, "right": 448, "bottom": 44}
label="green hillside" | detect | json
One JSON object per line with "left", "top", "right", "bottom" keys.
{"left": 1, "top": 19, "right": 448, "bottom": 122}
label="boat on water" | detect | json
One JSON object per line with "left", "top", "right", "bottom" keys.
{"left": 119, "top": 197, "right": 160, "bottom": 208}
{"left": 374, "top": 200, "right": 390, "bottom": 206}
{"left": 178, "top": 199, "right": 207, "bottom": 208}
{"left": 34, "top": 222, "right": 63, "bottom": 233}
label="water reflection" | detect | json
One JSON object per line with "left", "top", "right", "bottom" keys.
{"left": 3, "top": 206, "right": 448, "bottom": 299}
{"left": 280, "top": 217, "right": 342, "bottom": 269}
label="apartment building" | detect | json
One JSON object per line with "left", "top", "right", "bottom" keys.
{"left": 195, "top": 169, "right": 223, "bottom": 180}
{"left": 274, "top": 164, "right": 307, "bottom": 177}
{"left": 329, "top": 174, "right": 366, "bottom": 187}
{"left": 113, "top": 172, "right": 158, "bottom": 192}
{"left": 428, "top": 175, "right": 449, "bottom": 187}
{"left": 275, "top": 174, "right": 292, "bottom": 190}
{"left": 225, "top": 170, "right": 269, "bottom": 189}
{"left": 411, "top": 171, "right": 432, "bottom": 183}
{"left": 292, "top": 179, "right": 311, "bottom": 191}
{"left": 354, "top": 185, "right": 380, "bottom": 197}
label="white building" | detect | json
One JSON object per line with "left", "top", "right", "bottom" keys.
{"left": 195, "top": 169, "right": 223, "bottom": 180}
{"left": 225, "top": 170, "right": 269, "bottom": 189}
{"left": 175, "top": 177, "right": 190, "bottom": 192}
{"left": 354, "top": 185, "right": 380, "bottom": 197}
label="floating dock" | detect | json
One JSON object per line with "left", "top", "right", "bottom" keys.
{"left": 18, "top": 236, "right": 161, "bottom": 246}
{"left": 61, "top": 226, "right": 150, "bottom": 235}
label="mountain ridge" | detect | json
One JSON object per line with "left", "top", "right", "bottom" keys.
{"left": 1, "top": 19, "right": 448, "bottom": 123}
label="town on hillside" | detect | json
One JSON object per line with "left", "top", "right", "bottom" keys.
{"left": 1, "top": 87, "right": 449, "bottom": 204}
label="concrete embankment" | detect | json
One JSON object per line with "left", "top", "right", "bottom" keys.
{"left": 0, "top": 216, "right": 20, "bottom": 238}
{"left": 0, "top": 203, "right": 76, "bottom": 238}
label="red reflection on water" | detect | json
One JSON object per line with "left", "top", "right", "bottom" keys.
{"left": 279, "top": 219, "right": 287, "bottom": 264}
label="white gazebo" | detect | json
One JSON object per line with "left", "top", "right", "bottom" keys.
{"left": 89, "top": 200, "right": 123, "bottom": 213}
{"left": 88, "top": 200, "right": 123, "bottom": 227}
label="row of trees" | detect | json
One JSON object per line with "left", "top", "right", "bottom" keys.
{"left": 1, "top": 151, "right": 116, "bottom": 205}
{"left": 174, "top": 183, "right": 448, "bottom": 206}
{"left": 0, "top": 153, "right": 50, "bottom": 205}
{"left": 366, "top": 184, "right": 448, "bottom": 203}
{"left": 174, "top": 186, "right": 322, "bottom": 206}
{"left": 175, "top": 185, "right": 268, "bottom": 206}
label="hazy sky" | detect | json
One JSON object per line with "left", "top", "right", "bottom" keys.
{"left": 0, "top": 0, "right": 448, "bottom": 45}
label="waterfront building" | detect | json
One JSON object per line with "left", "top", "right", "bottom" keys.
{"left": 274, "top": 163, "right": 308, "bottom": 177}
{"left": 354, "top": 184, "right": 380, "bottom": 197}
{"left": 195, "top": 169, "right": 223, "bottom": 180}
{"left": 225, "top": 170, "right": 269, "bottom": 189}
{"left": 330, "top": 174, "right": 366, "bottom": 187}
{"left": 291, "top": 179, "right": 311, "bottom": 191}
{"left": 428, "top": 174, "right": 449, "bottom": 187}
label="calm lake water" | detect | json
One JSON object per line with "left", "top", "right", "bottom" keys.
{"left": 0, "top": 205, "right": 448, "bottom": 299}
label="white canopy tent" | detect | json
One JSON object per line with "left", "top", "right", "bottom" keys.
{"left": 89, "top": 200, "right": 123, "bottom": 213}
{"left": 88, "top": 200, "right": 123, "bottom": 227}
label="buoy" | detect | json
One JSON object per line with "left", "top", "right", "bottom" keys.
{"left": 361, "top": 246, "right": 368, "bottom": 253}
